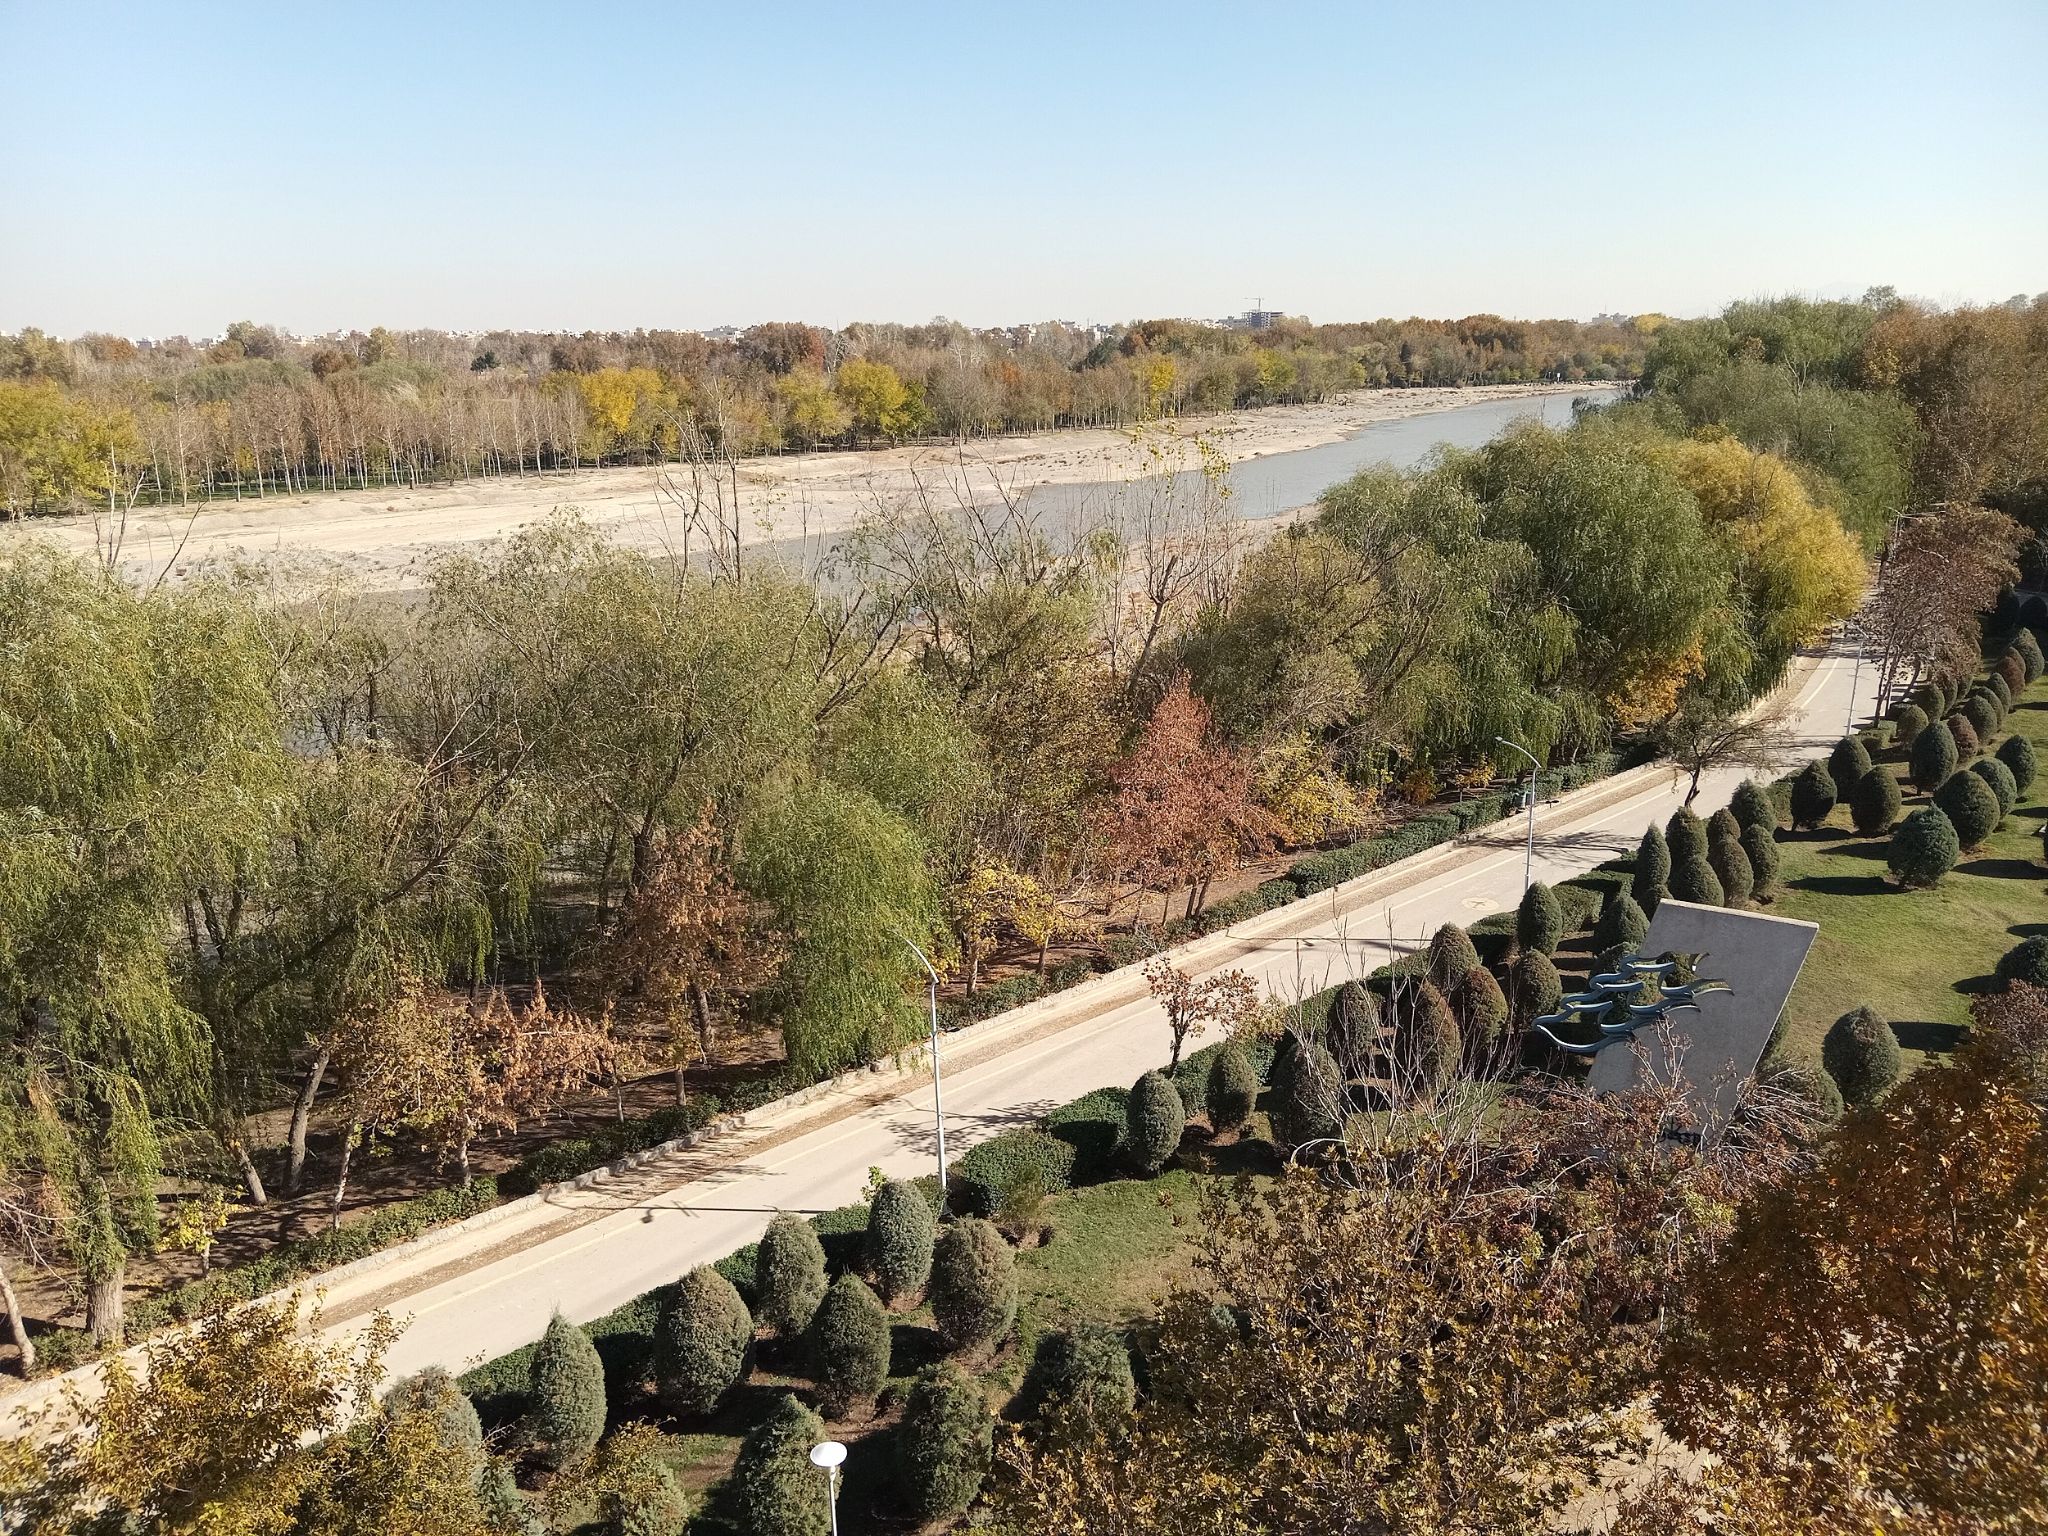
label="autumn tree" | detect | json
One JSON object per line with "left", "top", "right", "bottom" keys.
{"left": 1653, "top": 1022, "right": 2048, "bottom": 1531}
{"left": 1097, "top": 675, "right": 1272, "bottom": 919}
{"left": 952, "top": 862, "right": 1061, "bottom": 991}
{"left": 1862, "top": 504, "right": 2024, "bottom": 704}
{"left": 1143, "top": 959, "right": 1260, "bottom": 1071}
{"left": 597, "top": 806, "right": 782, "bottom": 1102}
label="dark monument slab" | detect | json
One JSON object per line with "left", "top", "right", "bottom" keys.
{"left": 1584, "top": 898, "right": 1818, "bottom": 1132}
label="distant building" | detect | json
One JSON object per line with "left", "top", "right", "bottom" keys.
{"left": 1223, "top": 309, "right": 1288, "bottom": 332}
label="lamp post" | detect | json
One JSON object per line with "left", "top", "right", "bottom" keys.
{"left": 809, "top": 1441, "right": 846, "bottom": 1536}
{"left": 899, "top": 935, "right": 948, "bottom": 1198}
{"left": 1844, "top": 620, "right": 1865, "bottom": 734}
{"left": 1496, "top": 737, "right": 1539, "bottom": 896}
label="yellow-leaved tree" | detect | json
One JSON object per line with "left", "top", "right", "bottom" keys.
{"left": 1659, "top": 433, "right": 1866, "bottom": 667}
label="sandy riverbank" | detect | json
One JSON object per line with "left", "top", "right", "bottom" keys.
{"left": 4, "top": 382, "right": 1600, "bottom": 584}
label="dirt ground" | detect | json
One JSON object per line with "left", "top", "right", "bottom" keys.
{"left": 3, "top": 383, "right": 1592, "bottom": 585}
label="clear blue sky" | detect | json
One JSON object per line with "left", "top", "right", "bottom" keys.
{"left": 3, "top": 0, "right": 2042, "bottom": 337}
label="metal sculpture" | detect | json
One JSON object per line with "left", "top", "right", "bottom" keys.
{"left": 1529, "top": 952, "right": 1730, "bottom": 1057}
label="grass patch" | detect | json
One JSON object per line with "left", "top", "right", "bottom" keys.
{"left": 1766, "top": 688, "right": 2048, "bottom": 1068}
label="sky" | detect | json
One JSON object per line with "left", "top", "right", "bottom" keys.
{"left": 2, "top": 0, "right": 2043, "bottom": 338}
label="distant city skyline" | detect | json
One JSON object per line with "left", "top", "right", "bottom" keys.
{"left": 3, "top": 0, "right": 2042, "bottom": 338}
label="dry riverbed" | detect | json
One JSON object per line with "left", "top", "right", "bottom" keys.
{"left": 5, "top": 383, "right": 1595, "bottom": 584}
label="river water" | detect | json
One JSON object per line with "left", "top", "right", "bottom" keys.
{"left": 1013, "top": 384, "right": 1624, "bottom": 528}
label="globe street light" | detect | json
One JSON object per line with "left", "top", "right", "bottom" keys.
{"left": 809, "top": 1440, "right": 846, "bottom": 1536}
{"left": 898, "top": 935, "right": 949, "bottom": 1199}
{"left": 1495, "top": 736, "right": 1540, "bottom": 896}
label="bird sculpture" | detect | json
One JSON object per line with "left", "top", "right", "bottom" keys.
{"left": 1530, "top": 951, "right": 1729, "bottom": 1057}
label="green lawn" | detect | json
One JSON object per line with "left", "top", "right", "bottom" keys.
{"left": 1766, "top": 687, "right": 2047, "bottom": 1069}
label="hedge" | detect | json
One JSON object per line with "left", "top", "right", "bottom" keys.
{"left": 127, "top": 1177, "right": 501, "bottom": 1338}
{"left": 951, "top": 1128, "right": 1081, "bottom": 1217}
{"left": 940, "top": 957, "right": 1094, "bottom": 1026}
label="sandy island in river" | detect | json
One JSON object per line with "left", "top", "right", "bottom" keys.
{"left": 6, "top": 382, "right": 1597, "bottom": 585}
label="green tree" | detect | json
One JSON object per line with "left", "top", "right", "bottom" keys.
{"left": 1730, "top": 778, "right": 1779, "bottom": 834}
{"left": 1668, "top": 852, "right": 1725, "bottom": 906}
{"left": 1997, "top": 732, "right": 2037, "bottom": 795}
{"left": 1392, "top": 981, "right": 1461, "bottom": 1097}
{"left": 655, "top": 1266, "right": 753, "bottom": 1416}
{"left": 1961, "top": 693, "right": 2001, "bottom": 741}
{"left": 1427, "top": 924, "right": 1482, "bottom": 991}
{"left": 1995, "top": 935, "right": 2048, "bottom": 990}
{"left": 756, "top": 1212, "right": 829, "bottom": 1339}
{"left": 1666, "top": 807, "right": 1708, "bottom": 869}
{"left": 741, "top": 778, "right": 944, "bottom": 1077}
{"left": 1911, "top": 714, "right": 1960, "bottom": 790}
{"left": 1789, "top": 760, "right": 1838, "bottom": 829}
{"left": 1888, "top": 806, "right": 1960, "bottom": 887}
{"left": 1935, "top": 768, "right": 2001, "bottom": 848}
{"left": 805, "top": 1272, "right": 890, "bottom": 1418}
{"left": 1204, "top": 1039, "right": 1260, "bottom": 1134}
{"left": 930, "top": 1218, "right": 1017, "bottom": 1355}
{"left": 895, "top": 1363, "right": 995, "bottom": 1520}
{"left": 1828, "top": 735, "right": 1873, "bottom": 798}
{"left": 1849, "top": 765, "right": 1903, "bottom": 836}
{"left": 1822, "top": 1005, "right": 1903, "bottom": 1107}
{"left": 1510, "top": 950, "right": 1564, "bottom": 1025}
{"left": 383, "top": 1367, "right": 485, "bottom": 1489}
{"left": 1709, "top": 835, "right": 1754, "bottom": 906}
{"left": 835, "top": 357, "right": 918, "bottom": 443}
{"left": 1740, "top": 821, "right": 1783, "bottom": 899}
{"left": 1891, "top": 701, "right": 1928, "bottom": 746}
{"left": 864, "top": 1179, "right": 936, "bottom": 1306}
{"left": 1594, "top": 892, "right": 1650, "bottom": 956}
{"left": 1036, "top": 1324, "right": 1138, "bottom": 1419}
{"left": 1972, "top": 756, "right": 2018, "bottom": 822}
{"left": 1515, "top": 881, "right": 1564, "bottom": 956}
{"left": 529, "top": 1312, "right": 606, "bottom": 1470}
{"left": 1454, "top": 966, "right": 1510, "bottom": 1070}
{"left": 727, "top": 1393, "right": 828, "bottom": 1536}
{"left": 1270, "top": 1034, "right": 1343, "bottom": 1150}
{"left": 1124, "top": 1070, "right": 1186, "bottom": 1174}
{"left": 1631, "top": 825, "right": 1670, "bottom": 911}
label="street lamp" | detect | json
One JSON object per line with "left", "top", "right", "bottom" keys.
{"left": 1844, "top": 620, "right": 1865, "bottom": 734}
{"left": 1495, "top": 737, "right": 1540, "bottom": 896}
{"left": 898, "top": 935, "right": 949, "bottom": 1198}
{"left": 809, "top": 1440, "right": 846, "bottom": 1536}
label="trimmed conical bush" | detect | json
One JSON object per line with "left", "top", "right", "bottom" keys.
{"left": 1593, "top": 891, "right": 1649, "bottom": 955}
{"left": 1124, "top": 1070, "right": 1185, "bottom": 1175}
{"left": 1995, "top": 935, "right": 2048, "bottom": 989}
{"left": 1270, "top": 1034, "right": 1343, "bottom": 1150}
{"left": 1961, "top": 694, "right": 2000, "bottom": 741}
{"left": 805, "top": 1272, "right": 890, "bottom": 1417}
{"left": 1948, "top": 714, "right": 1980, "bottom": 761}
{"left": 1510, "top": 950, "right": 1563, "bottom": 1025}
{"left": 1997, "top": 732, "right": 2037, "bottom": 795}
{"left": 528, "top": 1312, "right": 606, "bottom": 1470}
{"left": 1888, "top": 806, "right": 1959, "bottom": 888}
{"left": 756, "top": 1212, "right": 828, "bottom": 1338}
{"left": 1205, "top": 1039, "right": 1260, "bottom": 1134}
{"left": 865, "top": 1179, "right": 936, "bottom": 1307}
{"left": 1828, "top": 736, "right": 1873, "bottom": 798}
{"left": 1515, "top": 881, "right": 1564, "bottom": 956}
{"left": 1911, "top": 714, "right": 1960, "bottom": 790}
{"left": 1935, "top": 769, "right": 2000, "bottom": 849}
{"left": 1665, "top": 808, "right": 1707, "bottom": 870}
{"left": 930, "top": 1218, "right": 1017, "bottom": 1355}
{"left": 1741, "top": 823, "right": 1782, "bottom": 901}
{"left": 385, "top": 1366, "right": 485, "bottom": 1487}
{"left": 1891, "top": 702, "right": 1928, "bottom": 746}
{"left": 1972, "top": 756, "right": 2017, "bottom": 822}
{"left": 1849, "top": 765, "right": 1902, "bottom": 836}
{"left": 1789, "top": 760, "right": 1837, "bottom": 829}
{"left": 1392, "top": 980, "right": 1461, "bottom": 1097}
{"left": 1454, "top": 965, "right": 1509, "bottom": 1070}
{"left": 1730, "top": 779, "right": 1778, "bottom": 834}
{"left": 729, "top": 1393, "right": 828, "bottom": 1536}
{"left": 1709, "top": 835, "right": 1753, "bottom": 906}
{"left": 1669, "top": 851, "right": 1724, "bottom": 906}
{"left": 656, "top": 1266, "right": 753, "bottom": 1415}
{"left": 1426, "top": 923, "right": 1481, "bottom": 991}
{"left": 895, "top": 1362, "right": 994, "bottom": 1520}
{"left": 1821, "top": 1005, "right": 1902, "bottom": 1108}
{"left": 1632, "top": 824, "right": 1670, "bottom": 913}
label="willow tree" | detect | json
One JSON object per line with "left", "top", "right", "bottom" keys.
{"left": 0, "top": 550, "right": 290, "bottom": 1343}
{"left": 739, "top": 779, "right": 946, "bottom": 1077}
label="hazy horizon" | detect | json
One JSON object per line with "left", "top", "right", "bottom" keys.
{"left": 3, "top": 0, "right": 2044, "bottom": 338}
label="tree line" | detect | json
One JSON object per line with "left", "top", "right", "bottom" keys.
{"left": 0, "top": 311, "right": 1649, "bottom": 516}
{"left": 0, "top": 291, "right": 2024, "bottom": 1359}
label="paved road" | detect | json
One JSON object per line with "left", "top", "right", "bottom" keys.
{"left": 1, "top": 640, "right": 1869, "bottom": 1421}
